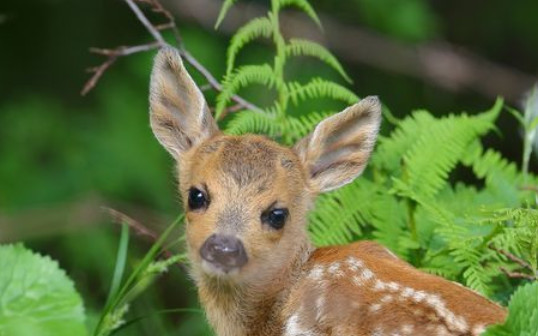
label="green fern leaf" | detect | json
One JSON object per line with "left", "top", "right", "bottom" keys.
{"left": 274, "top": 0, "right": 321, "bottom": 28}
{"left": 226, "top": 17, "right": 273, "bottom": 74}
{"left": 285, "top": 39, "right": 351, "bottom": 82}
{"left": 215, "top": 0, "right": 239, "bottom": 29}
{"left": 484, "top": 282, "right": 538, "bottom": 336}
{"left": 225, "top": 109, "right": 282, "bottom": 137}
{"left": 284, "top": 111, "right": 333, "bottom": 144}
{"left": 401, "top": 98, "right": 502, "bottom": 198}
{"left": 216, "top": 64, "right": 276, "bottom": 118}
{"left": 287, "top": 78, "right": 358, "bottom": 106}
{"left": 309, "top": 180, "right": 375, "bottom": 246}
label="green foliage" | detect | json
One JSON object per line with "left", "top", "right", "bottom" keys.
{"left": 354, "top": 0, "right": 440, "bottom": 42}
{"left": 308, "top": 98, "right": 538, "bottom": 298}
{"left": 484, "top": 282, "right": 538, "bottom": 336}
{"left": 94, "top": 215, "right": 186, "bottom": 336}
{"left": 0, "top": 244, "right": 87, "bottom": 336}
{"left": 216, "top": 1, "right": 538, "bottom": 306}
{"left": 216, "top": 0, "right": 352, "bottom": 144}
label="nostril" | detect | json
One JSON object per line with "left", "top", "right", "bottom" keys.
{"left": 200, "top": 234, "right": 248, "bottom": 270}
{"left": 213, "top": 243, "right": 238, "bottom": 254}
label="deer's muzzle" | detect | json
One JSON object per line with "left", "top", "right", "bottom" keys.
{"left": 200, "top": 234, "right": 248, "bottom": 273}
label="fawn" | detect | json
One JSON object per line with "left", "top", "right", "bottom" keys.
{"left": 149, "top": 47, "right": 506, "bottom": 336}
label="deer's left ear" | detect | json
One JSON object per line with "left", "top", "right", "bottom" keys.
{"left": 293, "top": 96, "right": 382, "bottom": 193}
{"left": 149, "top": 47, "right": 219, "bottom": 159}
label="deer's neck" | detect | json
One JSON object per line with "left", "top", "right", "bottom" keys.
{"left": 197, "top": 242, "right": 313, "bottom": 336}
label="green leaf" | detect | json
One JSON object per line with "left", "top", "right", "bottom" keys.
{"left": 215, "top": 0, "right": 239, "bottom": 29}
{"left": 216, "top": 65, "right": 276, "bottom": 118}
{"left": 484, "top": 282, "right": 538, "bottom": 336}
{"left": 394, "top": 98, "right": 502, "bottom": 198}
{"left": 0, "top": 244, "right": 87, "bottom": 336}
{"left": 285, "top": 39, "right": 351, "bottom": 82}
{"left": 105, "top": 223, "right": 130, "bottom": 308}
{"left": 287, "top": 78, "right": 359, "bottom": 106}
{"left": 225, "top": 109, "right": 282, "bottom": 137}
{"left": 275, "top": 0, "right": 322, "bottom": 28}
{"left": 226, "top": 16, "right": 273, "bottom": 74}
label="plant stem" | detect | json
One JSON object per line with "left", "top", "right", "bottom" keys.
{"left": 270, "top": 0, "right": 291, "bottom": 142}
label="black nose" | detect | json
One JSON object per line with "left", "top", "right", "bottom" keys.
{"left": 200, "top": 234, "right": 248, "bottom": 272}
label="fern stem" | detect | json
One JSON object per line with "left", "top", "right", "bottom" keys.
{"left": 522, "top": 86, "right": 538, "bottom": 182}
{"left": 270, "top": 0, "right": 291, "bottom": 142}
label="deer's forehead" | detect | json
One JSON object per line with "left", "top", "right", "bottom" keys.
{"left": 192, "top": 135, "right": 304, "bottom": 191}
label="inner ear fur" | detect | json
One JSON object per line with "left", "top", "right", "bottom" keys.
{"left": 149, "top": 46, "right": 219, "bottom": 159}
{"left": 294, "top": 96, "right": 382, "bottom": 193}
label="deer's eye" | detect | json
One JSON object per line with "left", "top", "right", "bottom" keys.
{"left": 188, "top": 187, "right": 208, "bottom": 210}
{"left": 262, "top": 208, "right": 289, "bottom": 230}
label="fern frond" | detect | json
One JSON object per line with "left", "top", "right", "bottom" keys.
{"left": 274, "top": 0, "right": 321, "bottom": 28}
{"left": 457, "top": 247, "right": 491, "bottom": 295}
{"left": 215, "top": 0, "right": 239, "bottom": 29}
{"left": 396, "top": 98, "right": 502, "bottom": 198}
{"left": 216, "top": 64, "right": 276, "bottom": 118}
{"left": 309, "top": 180, "right": 375, "bottom": 246}
{"left": 285, "top": 39, "right": 351, "bottom": 82}
{"left": 287, "top": 78, "right": 358, "bottom": 106}
{"left": 283, "top": 111, "right": 333, "bottom": 144}
{"left": 225, "top": 109, "right": 282, "bottom": 137}
{"left": 226, "top": 17, "right": 274, "bottom": 74}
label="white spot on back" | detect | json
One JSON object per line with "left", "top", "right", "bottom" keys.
{"left": 369, "top": 303, "right": 382, "bottom": 313}
{"left": 284, "top": 314, "right": 316, "bottom": 336}
{"left": 308, "top": 265, "right": 325, "bottom": 281}
{"left": 472, "top": 324, "right": 486, "bottom": 335}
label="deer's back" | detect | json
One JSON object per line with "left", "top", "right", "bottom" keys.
{"left": 281, "top": 241, "right": 506, "bottom": 336}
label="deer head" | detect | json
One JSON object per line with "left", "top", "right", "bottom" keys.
{"left": 149, "top": 47, "right": 381, "bottom": 287}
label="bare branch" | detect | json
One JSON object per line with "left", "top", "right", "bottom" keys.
{"left": 125, "top": 0, "right": 166, "bottom": 45}
{"left": 82, "top": 42, "right": 160, "bottom": 96}
{"left": 103, "top": 206, "right": 159, "bottom": 241}
{"left": 102, "top": 206, "right": 187, "bottom": 271}
{"left": 489, "top": 244, "right": 533, "bottom": 271}
{"left": 82, "top": 0, "right": 263, "bottom": 115}
{"left": 519, "top": 185, "right": 538, "bottom": 192}
{"left": 499, "top": 267, "right": 537, "bottom": 281}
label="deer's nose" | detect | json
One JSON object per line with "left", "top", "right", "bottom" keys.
{"left": 200, "top": 234, "right": 248, "bottom": 272}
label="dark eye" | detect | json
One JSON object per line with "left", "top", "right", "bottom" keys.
{"left": 262, "top": 208, "right": 289, "bottom": 230}
{"left": 188, "top": 187, "right": 208, "bottom": 210}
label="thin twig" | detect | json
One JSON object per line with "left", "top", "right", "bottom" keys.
{"left": 519, "top": 185, "right": 538, "bottom": 192}
{"left": 103, "top": 206, "right": 159, "bottom": 241}
{"left": 489, "top": 243, "right": 533, "bottom": 271}
{"left": 83, "top": 0, "right": 263, "bottom": 115}
{"left": 102, "top": 206, "right": 187, "bottom": 271}
{"left": 499, "top": 267, "right": 537, "bottom": 281}
{"left": 125, "top": 0, "right": 166, "bottom": 45}
{"left": 82, "top": 42, "right": 160, "bottom": 95}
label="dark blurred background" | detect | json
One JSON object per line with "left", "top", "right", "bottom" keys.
{"left": 0, "top": 0, "right": 537, "bottom": 334}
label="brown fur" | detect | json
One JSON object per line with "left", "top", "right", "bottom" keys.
{"left": 148, "top": 47, "right": 506, "bottom": 336}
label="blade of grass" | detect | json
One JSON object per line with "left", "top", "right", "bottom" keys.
{"left": 94, "top": 214, "right": 184, "bottom": 336}
{"left": 106, "top": 223, "right": 130, "bottom": 307}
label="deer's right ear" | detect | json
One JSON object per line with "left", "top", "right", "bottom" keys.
{"left": 149, "top": 47, "right": 219, "bottom": 159}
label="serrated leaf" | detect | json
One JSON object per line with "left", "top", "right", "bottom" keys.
{"left": 484, "top": 282, "right": 538, "bottom": 336}
{"left": 285, "top": 39, "right": 351, "bottom": 82}
{"left": 226, "top": 16, "right": 273, "bottom": 74}
{"left": 275, "top": 0, "right": 321, "bottom": 28}
{"left": 287, "top": 78, "right": 358, "bottom": 106}
{"left": 0, "top": 244, "right": 87, "bottom": 336}
{"left": 225, "top": 109, "right": 281, "bottom": 137}
{"left": 216, "top": 64, "right": 276, "bottom": 118}
{"left": 215, "top": 0, "right": 239, "bottom": 29}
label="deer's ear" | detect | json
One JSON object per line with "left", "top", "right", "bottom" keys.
{"left": 293, "top": 96, "right": 382, "bottom": 193}
{"left": 149, "top": 47, "right": 219, "bottom": 159}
